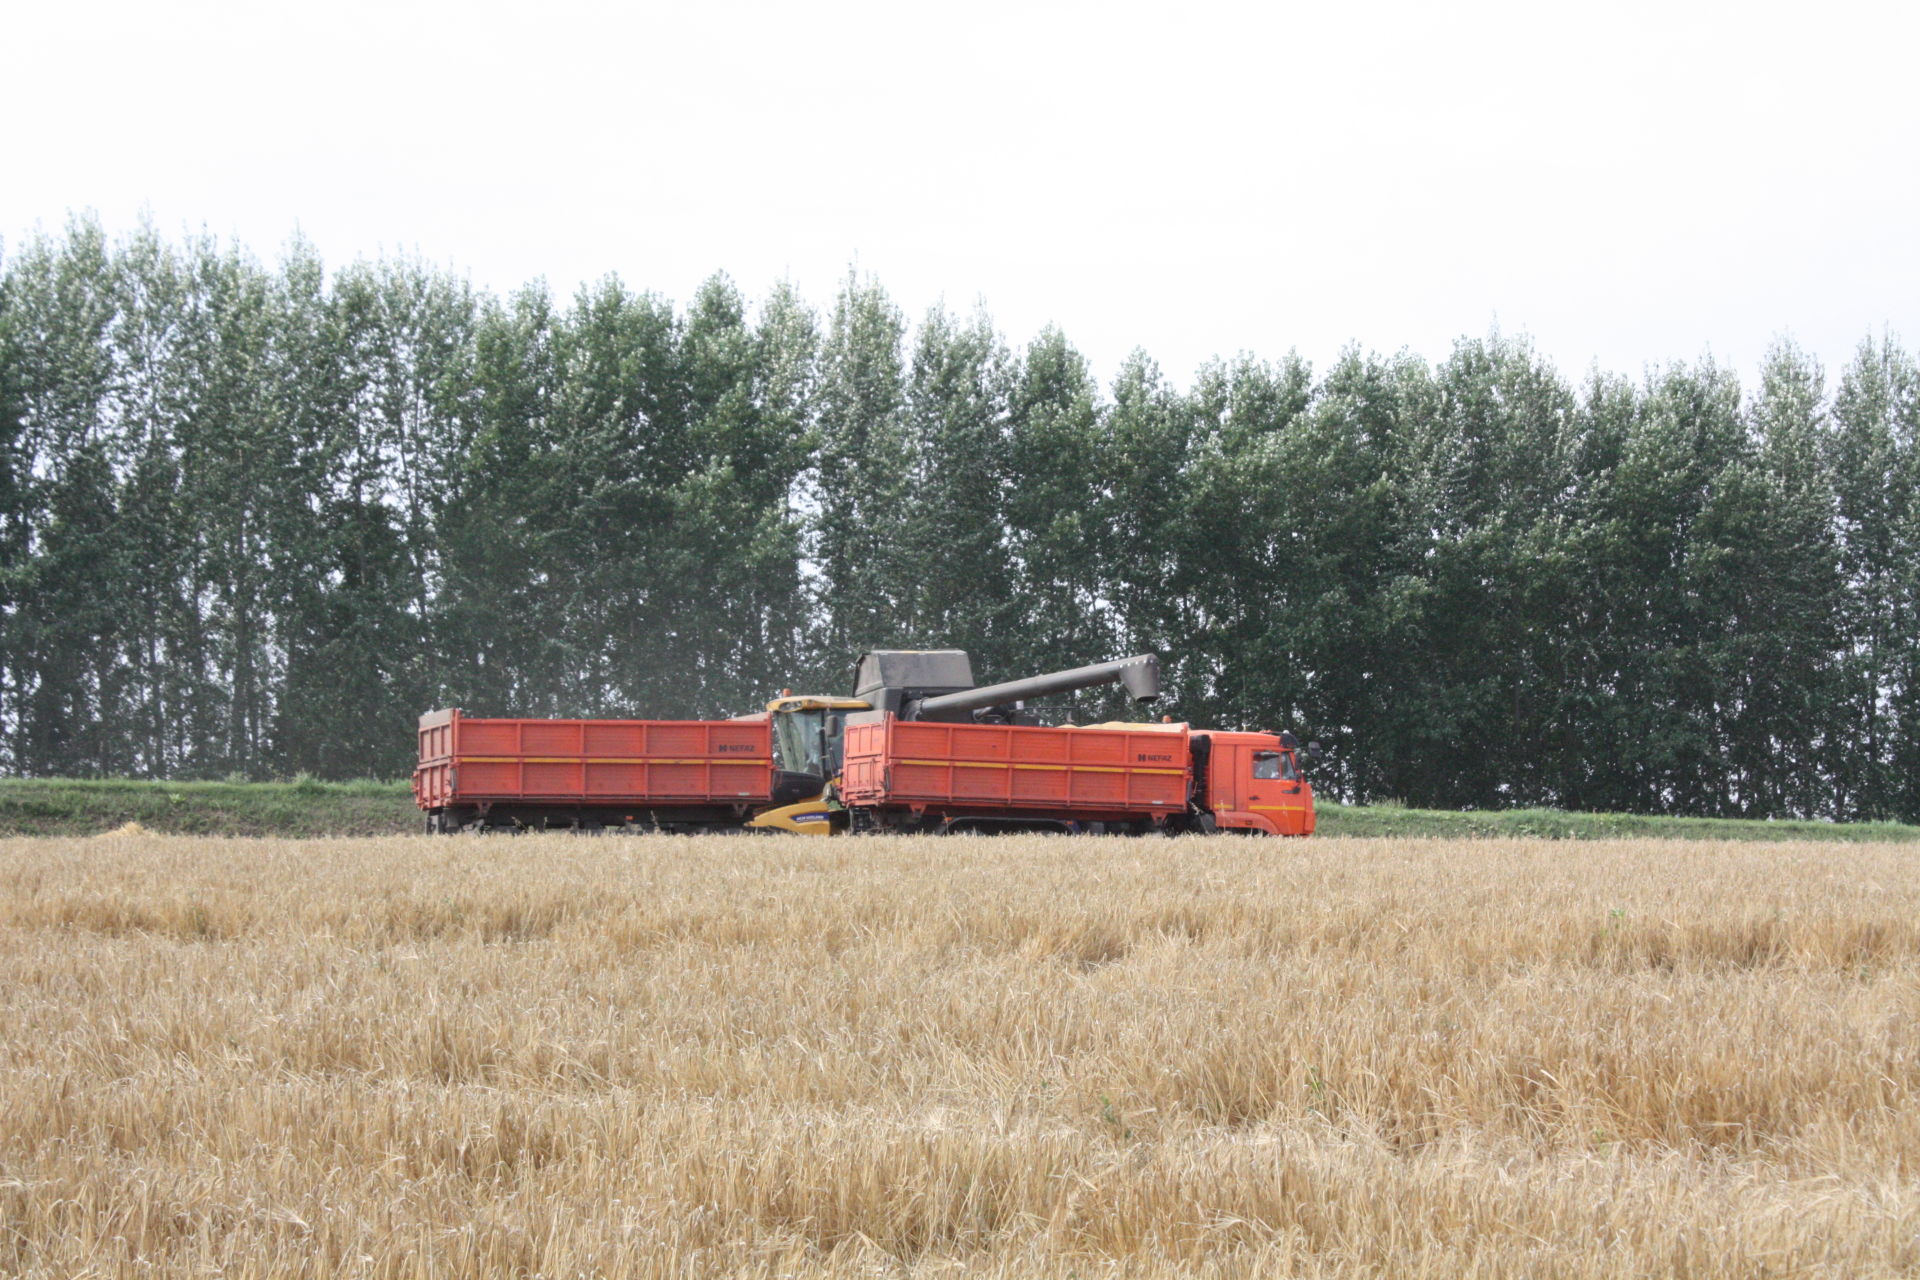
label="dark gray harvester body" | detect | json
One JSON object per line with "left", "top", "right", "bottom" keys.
{"left": 851, "top": 650, "right": 976, "bottom": 715}
{"left": 849, "top": 649, "right": 1161, "bottom": 723}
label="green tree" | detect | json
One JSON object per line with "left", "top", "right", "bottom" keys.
{"left": 1829, "top": 337, "right": 1919, "bottom": 817}
{"left": 4, "top": 218, "right": 128, "bottom": 775}
{"left": 0, "top": 236, "right": 23, "bottom": 773}
{"left": 668, "top": 273, "right": 814, "bottom": 714}
{"left": 1176, "top": 352, "right": 1315, "bottom": 734}
{"left": 109, "top": 225, "right": 206, "bottom": 775}
{"left": 1004, "top": 327, "right": 1119, "bottom": 693}
{"left": 1624, "top": 361, "right": 1748, "bottom": 815}
{"left": 898, "top": 305, "right": 1017, "bottom": 671}
{"left": 540, "top": 274, "right": 687, "bottom": 716}
{"left": 424, "top": 281, "right": 562, "bottom": 723}
{"left": 810, "top": 273, "right": 910, "bottom": 673}
{"left": 278, "top": 256, "right": 474, "bottom": 776}
{"left": 1100, "top": 351, "right": 1193, "bottom": 702}
{"left": 1548, "top": 370, "right": 1644, "bottom": 811}
{"left": 745, "top": 279, "right": 821, "bottom": 692}
{"left": 1366, "top": 336, "right": 1579, "bottom": 807}
{"left": 1238, "top": 348, "right": 1423, "bottom": 803}
{"left": 1725, "top": 342, "right": 1843, "bottom": 816}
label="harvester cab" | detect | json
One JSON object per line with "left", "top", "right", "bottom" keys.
{"left": 750, "top": 693, "right": 872, "bottom": 833}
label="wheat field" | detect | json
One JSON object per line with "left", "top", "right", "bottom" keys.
{"left": 1, "top": 831, "right": 1915, "bottom": 1278}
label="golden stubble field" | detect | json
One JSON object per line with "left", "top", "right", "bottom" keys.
{"left": 1, "top": 832, "right": 1916, "bottom": 1279}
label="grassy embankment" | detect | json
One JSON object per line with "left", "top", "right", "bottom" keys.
{"left": 2, "top": 776, "right": 1917, "bottom": 841}
{"left": 3, "top": 832, "right": 1918, "bottom": 1277}
{"left": 1322, "top": 802, "right": 1920, "bottom": 842}
{"left": 0, "top": 777, "right": 417, "bottom": 837}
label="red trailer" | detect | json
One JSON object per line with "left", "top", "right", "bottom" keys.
{"left": 413, "top": 708, "right": 775, "bottom": 832}
{"left": 839, "top": 715, "right": 1313, "bottom": 835}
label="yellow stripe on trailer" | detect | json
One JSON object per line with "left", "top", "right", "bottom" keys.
{"left": 458, "top": 756, "right": 771, "bottom": 765}
{"left": 896, "top": 758, "right": 1185, "bottom": 776}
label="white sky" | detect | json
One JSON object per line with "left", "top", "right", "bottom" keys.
{"left": 5, "top": 0, "right": 1916, "bottom": 390}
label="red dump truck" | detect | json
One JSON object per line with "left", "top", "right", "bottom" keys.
{"left": 839, "top": 715, "right": 1314, "bottom": 835}
{"left": 413, "top": 708, "right": 777, "bottom": 832}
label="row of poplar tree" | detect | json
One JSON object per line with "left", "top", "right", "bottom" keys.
{"left": 3, "top": 219, "right": 1918, "bottom": 820}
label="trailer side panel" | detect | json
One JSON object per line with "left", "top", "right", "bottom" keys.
{"left": 842, "top": 716, "right": 1189, "bottom": 822}
{"left": 414, "top": 709, "right": 773, "bottom": 822}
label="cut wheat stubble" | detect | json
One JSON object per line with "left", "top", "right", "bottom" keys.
{"left": 1, "top": 833, "right": 1915, "bottom": 1277}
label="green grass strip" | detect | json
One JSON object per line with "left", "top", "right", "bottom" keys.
{"left": 0, "top": 777, "right": 417, "bottom": 838}
{"left": 1315, "top": 804, "right": 1920, "bottom": 842}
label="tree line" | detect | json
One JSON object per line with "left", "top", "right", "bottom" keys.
{"left": 2, "top": 217, "right": 1917, "bottom": 820}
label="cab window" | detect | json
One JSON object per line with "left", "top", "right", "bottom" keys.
{"left": 1252, "top": 750, "right": 1282, "bottom": 780}
{"left": 1281, "top": 751, "right": 1300, "bottom": 780}
{"left": 823, "top": 711, "right": 846, "bottom": 775}
{"left": 773, "top": 709, "right": 825, "bottom": 776}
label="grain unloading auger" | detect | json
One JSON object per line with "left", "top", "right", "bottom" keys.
{"left": 854, "top": 650, "right": 1162, "bottom": 720}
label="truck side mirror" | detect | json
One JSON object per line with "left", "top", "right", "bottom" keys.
{"left": 1307, "top": 740, "right": 1324, "bottom": 760}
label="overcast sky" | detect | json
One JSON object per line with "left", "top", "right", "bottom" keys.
{"left": 6, "top": 0, "right": 1916, "bottom": 390}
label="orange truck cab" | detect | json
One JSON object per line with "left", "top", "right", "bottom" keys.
{"left": 1198, "top": 731, "right": 1315, "bottom": 835}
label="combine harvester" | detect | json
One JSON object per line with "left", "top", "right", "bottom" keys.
{"left": 414, "top": 650, "right": 1315, "bottom": 836}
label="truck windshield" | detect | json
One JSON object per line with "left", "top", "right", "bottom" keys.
{"left": 1254, "top": 749, "right": 1302, "bottom": 780}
